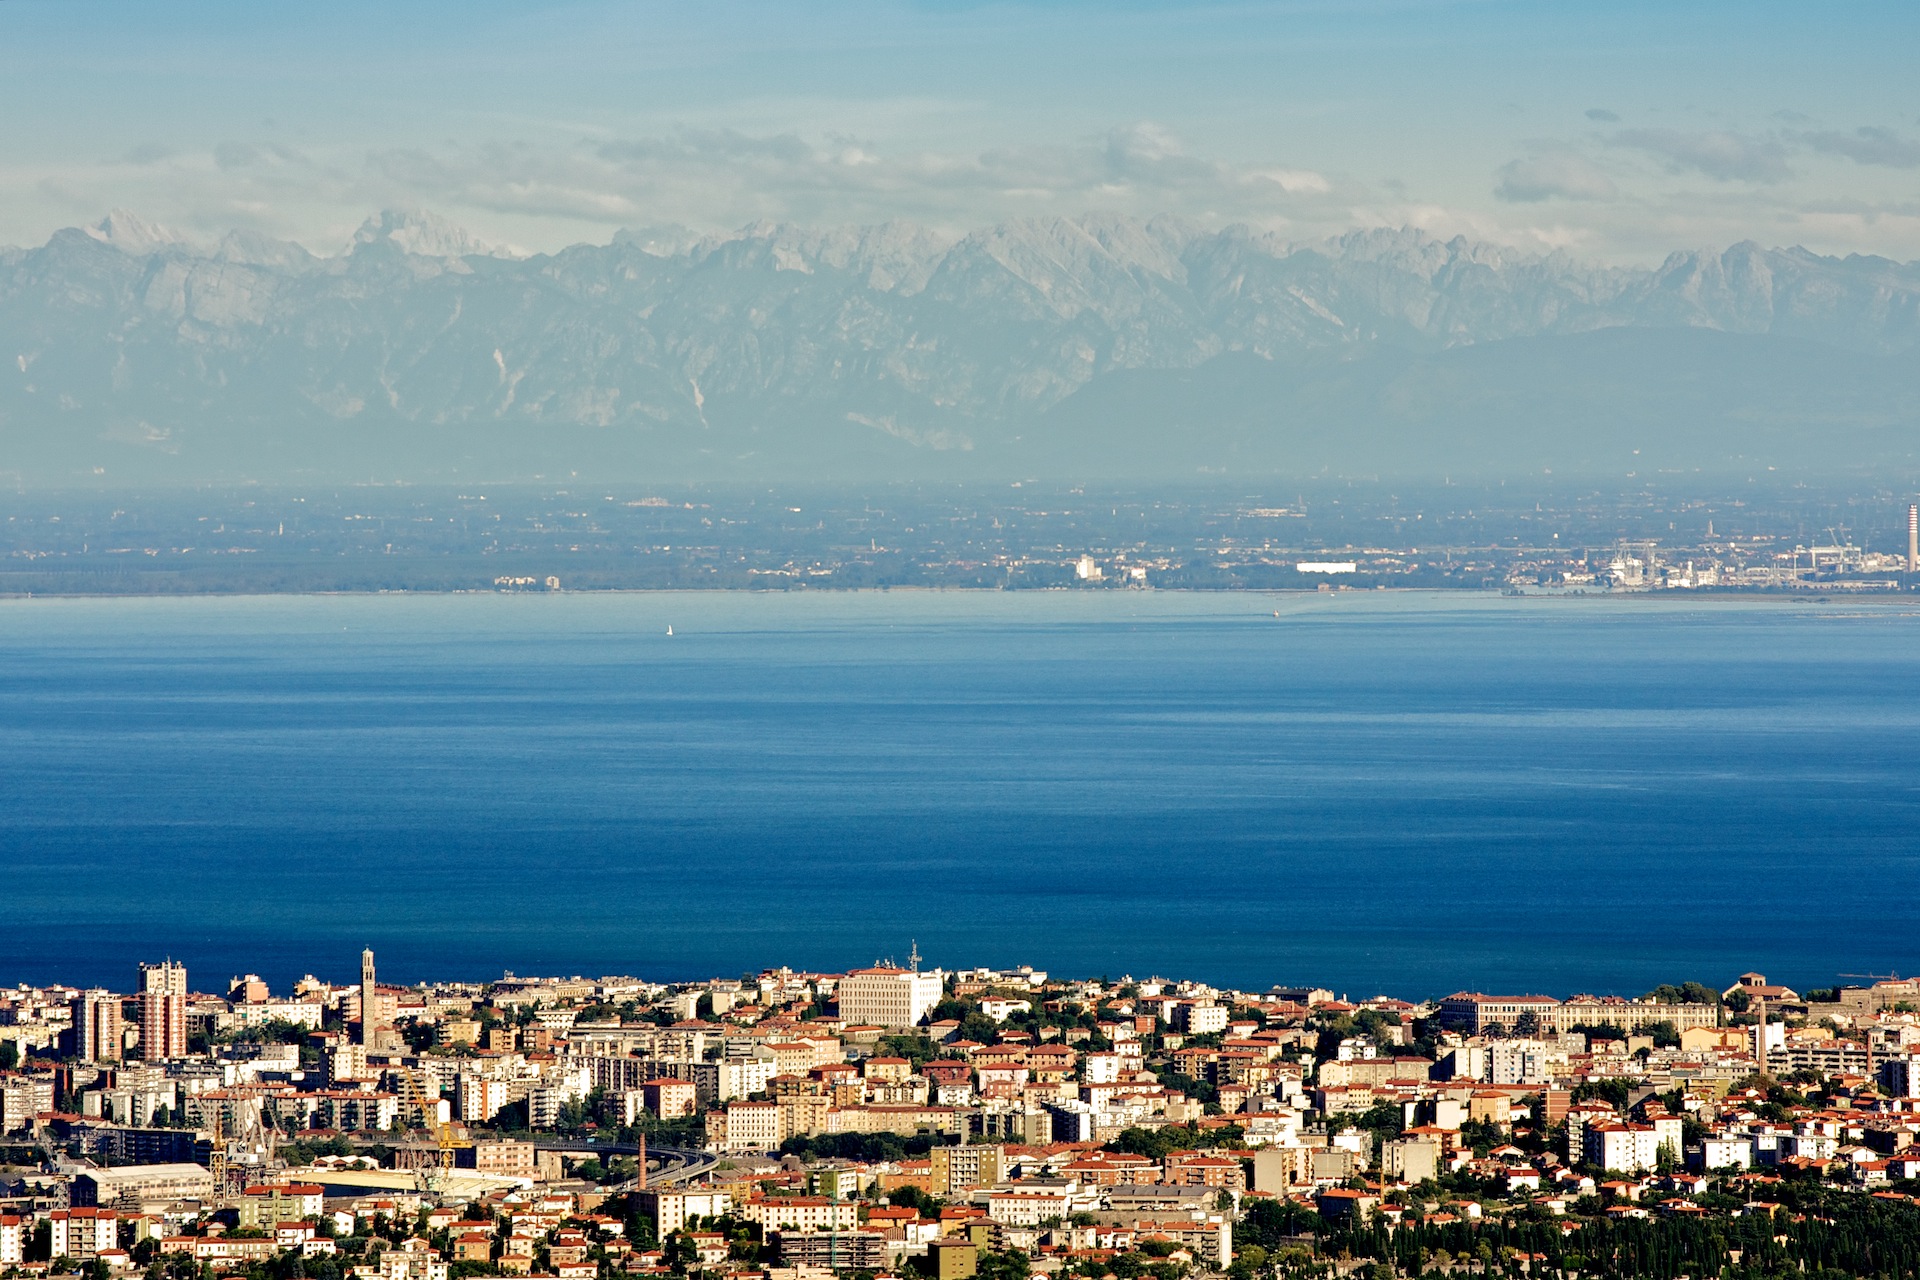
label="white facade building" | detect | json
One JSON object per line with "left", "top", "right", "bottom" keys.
{"left": 1695, "top": 1136, "right": 1754, "bottom": 1171}
{"left": 1175, "top": 1003, "right": 1229, "bottom": 1035}
{"left": 1490, "top": 1040, "right": 1549, "bottom": 1086}
{"left": 1584, "top": 1123, "right": 1660, "bottom": 1172}
{"left": 456, "top": 1075, "right": 512, "bottom": 1124}
{"left": 837, "top": 968, "right": 943, "bottom": 1029}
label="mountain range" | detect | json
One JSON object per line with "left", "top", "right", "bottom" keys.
{"left": 3, "top": 208, "right": 1918, "bottom": 486}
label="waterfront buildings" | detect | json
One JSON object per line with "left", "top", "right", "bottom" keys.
{"left": 3, "top": 949, "right": 1917, "bottom": 1280}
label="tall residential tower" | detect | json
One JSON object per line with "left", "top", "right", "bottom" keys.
{"left": 137, "top": 961, "right": 187, "bottom": 1061}
{"left": 71, "top": 989, "right": 123, "bottom": 1063}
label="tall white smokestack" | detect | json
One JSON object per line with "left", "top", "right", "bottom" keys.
{"left": 1908, "top": 503, "right": 1917, "bottom": 574}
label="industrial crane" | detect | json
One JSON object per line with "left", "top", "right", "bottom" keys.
{"left": 401, "top": 1062, "right": 471, "bottom": 1196}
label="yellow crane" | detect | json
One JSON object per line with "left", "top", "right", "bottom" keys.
{"left": 401, "top": 1063, "right": 471, "bottom": 1196}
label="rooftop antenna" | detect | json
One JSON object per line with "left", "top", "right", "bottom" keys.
{"left": 909, "top": 941, "right": 921, "bottom": 973}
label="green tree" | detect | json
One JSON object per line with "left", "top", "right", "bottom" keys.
{"left": 975, "top": 1250, "right": 1031, "bottom": 1280}
{"left": 1226, "top": 1244, "right": 1268, "bottom": 1280}
{"left": 1106, "top": 1124, "right": 1244, "bottom": 1159}
{"left": 1643, "top": 982, "right": 1722, "bottom": 1006}
{"left": 1642, "top": 1020, "right": 1680, "bottom": 1049}
{"left": 885, "top": 1185, "right": 944, "bottom": 1215}
{"left": 876, "top": 1034, "right": 940, "bottom": 1068}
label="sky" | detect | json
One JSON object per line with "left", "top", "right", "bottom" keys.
{"left": 2, "top": 0, "right": 1918, "bottom": 263}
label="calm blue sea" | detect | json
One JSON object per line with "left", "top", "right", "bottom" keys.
{"left": 2, "top": 590, "right": 1917, "bottom": 1000}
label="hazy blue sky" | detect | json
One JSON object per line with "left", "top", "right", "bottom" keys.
{"left": 3, "top": 0, "right": 1917, "bottom": 261}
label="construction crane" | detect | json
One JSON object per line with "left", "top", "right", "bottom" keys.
{"left": 208, "top": 1102, "right": 228, "bottom": 1199}
{"left": 401, "top": 1063, "right": 471, "bottom": 1197}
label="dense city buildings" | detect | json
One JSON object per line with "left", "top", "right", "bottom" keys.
{"left": 5, "top": 953, "right": 1920, "bottom": 1280}
{"left": 4, "top": 482, "right": 1920, "bottom": 596}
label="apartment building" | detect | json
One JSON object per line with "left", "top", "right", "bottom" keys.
{"left": 634, "top": 1188, "right": 734, "bottom": 1235}
{"left": 1584, "top": 1122, "right": 1665, "bottom": 1172}
{"left": 49, "top": 1210, "right": 119, "bottom": 1260}
{"left": 138, "top": 961, "right": 188, "bottom": 1062}
{"left": 714, "top": 1099, "right": 784, "bottom": 1151}
{"left": 457, "top": 1075, "right": 513, "bottom": 1124}
{"left": 0, "top": 1074, "right": 53, "bottom": 1134}
{"left": 737, "top": 1196, "right": 859, "bottom": 1232}
{"left": 72, "top": 989, "right": 123, "bottom": 1063}
{"left": 237, "top": 1184, "right": 325, "bottom": 1228}
{"left": 1173, "top": 1003, "right": 1228, "bottom": 1035}
{"left": 930, "top": 1143, "right": 1004, "bottom": 1195}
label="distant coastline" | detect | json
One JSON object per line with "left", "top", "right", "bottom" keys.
{"left": 4, "top": 583, "right": 1916, "bottom": 602}
{"left": 6, "top": 481, "right": 1915, "bottom": 599}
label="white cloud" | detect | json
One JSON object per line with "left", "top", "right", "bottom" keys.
{"left": 1610, "top": 128, "right": 1793, "bottom": 183}
{"left": 361, "top": 124, "right": 1352, "bottom": 238}
{"left": 1798, "top": 126, "right": 1920, "bottom": 169}
{"left": 12, "top": 119, "right": 1920, "bottom": 269}
{"left": 1494, "top": 151, "right": 1619, "bottom": 203}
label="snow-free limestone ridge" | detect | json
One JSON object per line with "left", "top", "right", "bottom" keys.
{"left": 3, "top": 209, "right": 1917, "bottom": 485}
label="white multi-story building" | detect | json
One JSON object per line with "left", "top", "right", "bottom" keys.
{"left": 457, "top": 1075, "right": 512, "bottom": 1123}
{"left": 1584, "top": 1122, "right": 1661, "bottom": 1172}
{"left": 1044, "top": 1099, "right": 1099, "bottom": 1143}
{"left": 737, "top": 1197, "right": 858, "bottom": 1232}
{"left": 1175, "top": 1003, "right": 1228, "bottom": 1036}
{"left": 837, "top": 968, "right": 943, "bottom": 1029}
{"left": 635, "top": 1188, "right": 734, "bottom": 1235}
{"left": 1490, "top": 1040, "right": 1549, "bottom": 1085}
{"left": 310, "top": 1091, "right": 398, "bottom": 1132}
{"left": 1781, "top": 1132, "right": 1836, "bottom": 1161}
{"left": 986, "top": 1185, "right": 1080, "bottom": 1227}
{"left": 718, "top": 1100, "right": 785, "bottom": 1151}
{"left": 1880, "top": 1054, "right": 1920, "bottom": 1098}
{"left": 0, "top": 1214, "right": 25, "bottom": 1266}
{"left": 1696, "top": 1136, "right": 1754, "bottom": 1170}
{"left": 49, "top": 1209, "right": 118, "bottom": 1260}
{"left": 688, "top": 1054, "right": 778, "bottom": 1104}
{"left": 1, "top": 1074, "right": 54, "bottom": 1134}
{"left": 979, "top": 999, "right": 1031, "bottom": 1023}
{"left": 528, "top": 1077, "right": 589, "bottom": 1130}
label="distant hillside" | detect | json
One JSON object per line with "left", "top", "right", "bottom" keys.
{"left": 1, "top": 209, "right": 1917, "bottom": 485}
